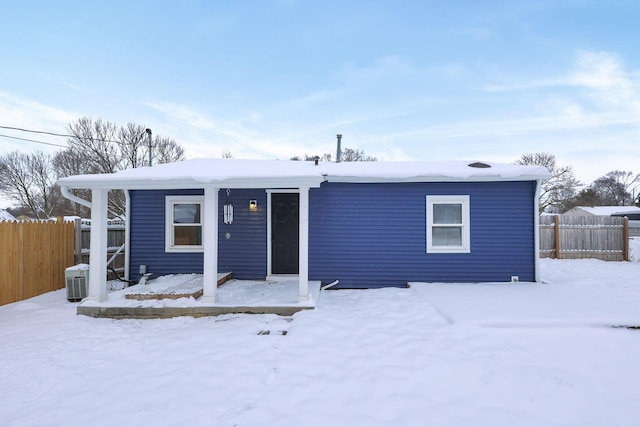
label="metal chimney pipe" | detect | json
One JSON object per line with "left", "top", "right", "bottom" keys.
{"left": 336, "top": 134, "right": 342, "bottom": 163}
{"left": 145, "top": 128, "right": 153, "bottom": 166}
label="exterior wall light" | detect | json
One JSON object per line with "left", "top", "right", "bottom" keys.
{"left": 249, "top": 200, "right": 258, "bottom": 211}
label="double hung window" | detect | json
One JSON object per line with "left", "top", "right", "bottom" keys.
{"left": 165, "top": 196, "right": 204, "bottom": 252}
{"left": 426, "top": 195, "right": 470, "bottom": 253}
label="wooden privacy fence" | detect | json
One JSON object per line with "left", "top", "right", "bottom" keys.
{"left": 75, "top": 221, "right": 125, "bottom": 274}
{"left": 539, "top": 215, "right": 630, "bottom": 261}
{"left": 0, "top": 220, "right": 74, "bottom": 306}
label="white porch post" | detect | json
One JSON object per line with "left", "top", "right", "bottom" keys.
{"left": 88, "top": 188, "right": 108, "bottom": 301}
{"left": 298, "top": 187, "right": 310, "bottom": 301}
{"left": 201, "top": 186, "right": 219, "bottom": 302}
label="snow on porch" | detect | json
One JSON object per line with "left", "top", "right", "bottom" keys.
{"left": 124, "top": 272, "right": 233, "bottom": 300}
{"left": 77, "top": 274, "right": 322, "bottom": 319}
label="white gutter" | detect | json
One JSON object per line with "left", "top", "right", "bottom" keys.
{"left": 124, "top": 190, "right": 131, "bottom": 281}
{"left": 62, "top": 185, "right": 130, "bottom": 280}
{"left": 60, "top": 185, "right": 92, "bottom": 209}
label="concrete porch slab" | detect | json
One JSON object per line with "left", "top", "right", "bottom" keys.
{"left": 77, "top": 304, "right": 316, "bottom": 319}
{"left": 77, "top": 276, "right": 321, "bottom": 319}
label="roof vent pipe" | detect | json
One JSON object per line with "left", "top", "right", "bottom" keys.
{"left": 336, "top": 134, "right": 342, "bottom": 163}
{"left": 145, "top": 128, "right": 153, "bottom": 166}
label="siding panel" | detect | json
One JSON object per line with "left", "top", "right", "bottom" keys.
{"left": 130, "top": 180, "right": 537, "bottom": 287}
{"left": 218, "top": 189, "right": 267, "bottom": 279}
{"left": 129, "top": 189, "right": 267, "bottom": 280}
{"left": 309, "top": 181, "right": 536, "bottom": 287}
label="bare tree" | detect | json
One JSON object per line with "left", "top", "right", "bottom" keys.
{"left": 566, "top": 188, "right": 601, "bottom": 209}
{"left": 340, "top": 147, "right": 377, "bottom": 162}
{"left": 291, "top": 153, "right": 331, "bottom": 161}
{"left": 55, "top": 117, "right": 186, "bottom": 216}
{"left": 221, "top": 150, "right": 234, "bottom": 158}
{"left": 291, "top": 148, "right": 374, "bottom": 162}
{"left": 51, "top": 147, "right": 93, "bottom": 217}
{"left": 66, "top": 117, "right": 121, "bottom": 174}
{"left": 65, "top": 118, "right": 185, "bottom": 171}
{"left": 590, "top": 170, "right": 639, "bottom": 206}
{"left": 0, "top": 151, "right": 57, "bottom": 219}
{"left": 0, "top": 117, "right": 186, "bottom": 218}
{"left": 515, "top": 152, "right": 581, "bottom": 213}
{"left": 153, "top": 135, "right": 185, "bottom": 165}
{"left": 117, "top": 122, "right": 148, "bottom": 169}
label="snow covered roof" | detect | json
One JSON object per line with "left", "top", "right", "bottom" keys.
{"left": 0, "top": 209, "right": 16, "bottom": 222}
{"left": 565, "top": 206, "right": 640, "bottom": 216}
{"left": 57, "top": 158, "right": 551, "bottom": 190}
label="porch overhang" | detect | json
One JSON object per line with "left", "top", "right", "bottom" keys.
{"left": 57, "top": 176, "right": 324, "bottom": 191}
{"left": 59, "top": 177, "right": 318, "bottom": 307}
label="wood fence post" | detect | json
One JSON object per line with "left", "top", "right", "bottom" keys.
{"left": 623, "top": 217, "right": 630, "bottom": 261}
{"left": 74, "top": 219, "right": 82, "bottom": 265}
{"left": 17, "top": 222, "right": 24, "bottom": 301}
{"left": 554, "top": 215, "right": 561, "bottom": 259}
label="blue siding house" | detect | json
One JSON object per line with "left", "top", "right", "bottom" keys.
{"left": 58, "top": 159, "right": 550, "bottom": 302}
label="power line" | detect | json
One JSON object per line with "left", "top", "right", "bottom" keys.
{"left": 0, "top": 124, "right": 130, "bottom": 145}
{"left": 0, "top": 125, "right": 72, "bottom": 138}
{"left": 0, "top": 133, "right": 68, "bottom": 148}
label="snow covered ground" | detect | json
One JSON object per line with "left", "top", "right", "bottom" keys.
{"left": 1, "top": 238, "right": 639, "bottom": 427}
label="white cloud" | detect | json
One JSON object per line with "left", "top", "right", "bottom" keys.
{"left": 485, "top": 51, "right": 637, "bottom": 96}
{"left": 144, "top": 101, "right": 217, "bottom": 130}
{"left": 0, "top": 91, "right": 77, "bottom": 127}
{"left": 480, "top": 50, "right": 640, "bottom": 133}
{"left": 0, "top": 92, "right": 77, "bottom": 153}
{"left": 569, "top": 51, "right": 632, "bottom": 90}
{"left": 338, "top": 55, "right": 442, "bottom": 86}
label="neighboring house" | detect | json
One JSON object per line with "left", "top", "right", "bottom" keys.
{"left": 0, "top": 209, "right": 16, "bottom": 222}
{"left": 563, "top": 206, "right": 640, "bottom": 237}
{"left": 57, "top": 159, "right": 550, "bottom": 302}
{"left": 563, "top": 206, "right": 640, "bottom": 218}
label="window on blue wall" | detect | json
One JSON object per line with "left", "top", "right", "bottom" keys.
{"left": 426, "top": 195, "right": 470, "bottom": 253}
{"left": 165, "top": 196, "right": 204, "bottom": 252}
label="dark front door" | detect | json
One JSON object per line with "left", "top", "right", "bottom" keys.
{"left": 271, "top": 193, "right": 299, "bottom": 274}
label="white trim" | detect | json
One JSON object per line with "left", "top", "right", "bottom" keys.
{"left": 325, "top": 174, "right": 548, "bottom": 184}
{"left": 124, "top": 190, "right": 131, "bottom": 281}
{"left": 58, "top": 174, "right": 547, "bottom": 191}
{"left": 299, "top": 187, "right": 310, "bottom": 300}
{"left": 59, "top": 177, "right": 324, "bottom": 191}
{"left": 534, "top": 180, "right": 542, "bottom": 282}
{"left": 88, "top": 189, "right": 108, "bottom": 301}
{"left": 165, "top": 195, "right": 205, "bottom": 253}
{"left": 267, "top": 274, "right": 299, "bottom": 280}
{"left": 426, "top": 195, "right": 470, "bottom": 253}
{"left": 201, "top": 187, "right": 219, "bottom": 302}
{"left": 266, "top": 189, "right": 300, "bottom": 277}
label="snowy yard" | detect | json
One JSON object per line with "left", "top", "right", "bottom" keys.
{"left": 1, "top": 239, "right": 640, "bottom": 427}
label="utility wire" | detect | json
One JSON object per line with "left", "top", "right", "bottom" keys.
{"left": 0, "top": 125, "right": 72, "bottom": 138}
{"left": 0, "top": 133, "right": 68, "bottom": 148}
{"left": 0, "top": 124, "right": 130, "bottom": 145}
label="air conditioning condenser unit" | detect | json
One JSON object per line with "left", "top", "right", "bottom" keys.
{"left": 65, "top": 264, "right": 89, "bottom": 302}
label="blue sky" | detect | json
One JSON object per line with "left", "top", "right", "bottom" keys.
{"left": 1, "top": 0, "right": 639, "bottom": 196}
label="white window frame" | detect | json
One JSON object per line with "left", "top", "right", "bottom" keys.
{"left": 165, "top": 195, "right": 205, "bottom": 253}
{"left": 426, "top": 195, "right": 470, "bottom": 253}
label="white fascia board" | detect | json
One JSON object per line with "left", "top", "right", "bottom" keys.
{"left": 325, "top": 174, "right": 550, "bottom": 183}
{"left": 57, "top": 171, "right": 550, "bottom": 189}
{"left": 57, "top": 176, "right": 324, "bottom": 190}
